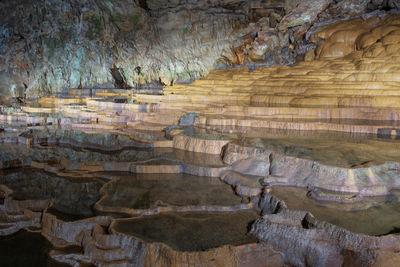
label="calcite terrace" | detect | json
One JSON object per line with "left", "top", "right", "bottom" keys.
{"left": 1, "top": 10, "right": 400, "bottom": 267}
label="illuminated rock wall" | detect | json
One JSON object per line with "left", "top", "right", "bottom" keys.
{"left": 0, "top": 0, "right": 397, "bottom": 99}
{"left": 313, "top": 15, "right": 400, "bottom": 59}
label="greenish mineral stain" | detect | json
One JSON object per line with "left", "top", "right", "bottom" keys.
{"left": 131, "top": 13, "right": 141, "bottom": 25}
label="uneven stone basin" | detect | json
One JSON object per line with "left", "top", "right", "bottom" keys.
{"left": 0, "top": 141, "right": 160, "bottom": 171}
{"left": 270, "top": 186, "right": 400, "bottom": 236}
{"left": 220, "top": 131, "right": 400, "bottom": 196}
{"left": 111, "top": 210, "right": 259, "bottom": 252}
{"left": 96, "top": 173, "right": 249, "bottom": 215}
{"left": 234, "top": 131, "right": 400, "bottom": 168}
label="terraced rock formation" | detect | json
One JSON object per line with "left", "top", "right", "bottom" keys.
{"left": 162, "top": 14, "right": 400, "bottom": 135}
{"left": 1, "top": 99, "right": 400, "bottom": 266}
{"left": 1, "top": 12, "right": 400, "bottom": 267}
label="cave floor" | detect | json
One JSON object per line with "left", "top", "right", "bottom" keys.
{"left": 1, "top": 90, "right": 400, "bottom": 265}
{"left": 3, "top": 32, "right": 400, "bottom": 264}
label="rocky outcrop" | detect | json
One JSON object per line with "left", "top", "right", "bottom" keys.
{"left": 224, "top": 138, "right": 400, "bottom": 196}
{"left": 0, "top": 0, "right": 270, "bottom": 97}
{"left": 311, "top": 15, "right": 400, "bottom": 59}
{"left": 0, "top": 184, "right": 50, "bottom": 236}
{"left": 41, "top": 213, "right": 111, "bottom": 247}
{"left": 252, "top": 192, "right": 400, "bottom": 267}
{"left": 173, "top": 133, "right": 231, "bottom": 155}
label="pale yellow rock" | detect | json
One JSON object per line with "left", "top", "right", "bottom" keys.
{"left": 173, "top": 134, "right": 231, "bottom": 155}
{"left": 130, "top": 164, "right": 181, "bottom": 174}
{"left": 304, "top": 49, "right": 315, "bottom": 61}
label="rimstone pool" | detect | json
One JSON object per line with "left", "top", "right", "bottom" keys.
{"left": 1, "top": 123, "right": 400, "bottom": 265}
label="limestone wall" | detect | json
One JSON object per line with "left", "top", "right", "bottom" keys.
{"left": 0, "top": 0, "right": 398, "bottom": 98}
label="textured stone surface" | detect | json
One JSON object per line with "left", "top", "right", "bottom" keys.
{"left": 229, "top": 138, "right": 400, "bottom": 196}
{"left": 2, "top": 0, "right": 395, "bottom": 98}
{"left": 270, "top": 186, "right": 400, "bottom": 236}
{"left": 0, "top": 0, "right": 279, "bottom": 97}
{"left": 173, "top": 133, "right": 231, "bottom": 154}
{"left": 313, "top": 15, "right": 400, "bottom": 59}
{"left": 48, "top": 214, "right": 284, "bottom": 267}
{"left": 0, "top": 184, "right": 49, "bottom": 236}
{"left": 252, "top": 192, "right": 400, "bottom": 267}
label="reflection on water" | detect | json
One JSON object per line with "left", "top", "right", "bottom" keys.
{"left": 0, "top": 168, "right": 103, "bottom": 216}
{"left": 99, "top": 173, "right": 242, "bottom": 211}
{"left": 113, "top": 210, "right": 259, "bottom": 251}
{"left": 0, "top": 231, "right": 67, "bottom": 267}
{"left": 1, "top": 124, "right": 400, "bottom": 266}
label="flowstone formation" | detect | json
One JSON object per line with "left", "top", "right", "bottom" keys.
{"left": 2, "top": 6, "right": 400, "bottom": 267}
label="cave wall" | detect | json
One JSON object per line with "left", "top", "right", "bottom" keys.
{"left": 0, "top": 0, "right": 398, "bottom": 98}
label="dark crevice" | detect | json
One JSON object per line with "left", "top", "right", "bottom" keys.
{"left": 301, "top": 213, "right": 316, "bottom": 229}
{"left": 378, "top": 227, "right": 400, "bottom": 236}
{"left": 110, "top": 65, "right": 130, "bottom": 89}
{"left": 137, "top": 0, "right": 149, "bottom": 11}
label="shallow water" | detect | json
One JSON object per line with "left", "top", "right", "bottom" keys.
{"left": 0, "top": 231, "right": 67, "bottom": 267}
{"left": 113, "top": 210, "right": 259, "bottom": 251}
{"left": 270, "top": 186, "right": 400, "bottom": 236}
{"left": 99, "top": 173, "right": 243, "bottom": 211}
{"left": 2, "top": 124, "right": 400, "bottom": 263}
{"left": 0, "top": 168, "right": 103, "bottom": 216}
